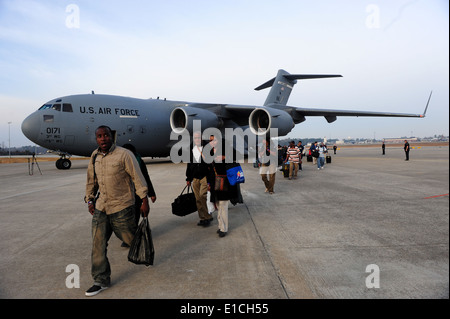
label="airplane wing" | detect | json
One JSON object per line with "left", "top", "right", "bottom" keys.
{"left": 290, "top": 90, "right": 431, "bottom": 123}
{"left": 291, "top": 106, "right": 425, "bottom": 123}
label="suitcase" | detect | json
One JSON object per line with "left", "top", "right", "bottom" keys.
{"left": 326, "top": 155, "right": 331, "bottom": 164}
{"left": 307, "top": 155, "right": 312, "bottom": 162}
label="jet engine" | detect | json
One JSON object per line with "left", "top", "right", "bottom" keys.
{"left": 170, "top": 106, "right": 221, "bottom": 134}
{"left": 249, "top": 107, "right": 295, "bottom": 136}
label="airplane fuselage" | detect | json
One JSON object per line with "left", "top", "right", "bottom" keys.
{"left": 22, "top": 94, "right": 186, "bottom": 157}
{"left": 21, "top": 70, "right": 427, "bottom": 169}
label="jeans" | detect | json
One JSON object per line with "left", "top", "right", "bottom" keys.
{"left": 317, "top": 157, "right": 325, "bottom": 169}
{"left": 91, "top": 206, "right": 137, "bottom": 286}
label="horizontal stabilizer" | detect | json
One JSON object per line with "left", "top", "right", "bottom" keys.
{"left": 255, "top": 74, "right": 342, "bottom": 91}
{"left": 284, "top": 74, "right": 342, "bottom": 81}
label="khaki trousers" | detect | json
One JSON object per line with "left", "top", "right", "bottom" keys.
{"left": 261, "top": 173, "right": 276, "bottom": 193}
{"left": 289, "top": 162, "right": 299, "bottom": 178}
{"left": 260, "top": 164, "right": 277, "bottom": 193}
{"left": 217, "top": 200, "right": 229, "bottom": 232}
{"left": 192, "top": 177, "right": 209, "bottom": 220}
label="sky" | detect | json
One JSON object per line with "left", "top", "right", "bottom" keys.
{"left": 0, "top": 0, "right": 448, "bottom": 147}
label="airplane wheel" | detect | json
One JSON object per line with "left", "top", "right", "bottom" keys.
{"left": 56, "top": 158, "right": 72, "bottom": 170}
{"left": 56, "top": 159, "right": 63, "bottom": 169}
{"left": 61, "top": 159, "right": 72, "bottom": 169}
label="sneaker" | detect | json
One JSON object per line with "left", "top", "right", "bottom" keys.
{"left": 85, "top": 284, "right": 108, "bottom": 297}
{"left": 218, "top": 231, "right": 227, "bottom": 238}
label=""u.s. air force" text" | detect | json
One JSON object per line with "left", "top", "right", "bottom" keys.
{"left": 79, "top": 106, "right": 140, "bottom": 116}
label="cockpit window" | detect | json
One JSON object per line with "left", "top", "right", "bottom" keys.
{"left": 52, "top": 104, "right": 61, "bottom": 111}
{"left": 39, "top": 104, "right": 53, "bottom": 110}
{"left": 63, "top": 103, "right": 73, "bottom": 112}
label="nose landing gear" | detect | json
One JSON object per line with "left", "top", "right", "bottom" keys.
{"left": 56, "top": 155, "right": 72, "bottom": 170}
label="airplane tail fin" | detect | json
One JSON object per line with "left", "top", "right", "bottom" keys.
{"left": 255, "top": 69, "right": 342, "bottom": 106}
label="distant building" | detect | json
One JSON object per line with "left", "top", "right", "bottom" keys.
{"left": 383, "top": 138, "right": 418, "bottom": 143}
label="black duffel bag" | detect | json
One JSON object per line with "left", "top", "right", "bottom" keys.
{"left": 171, "top": 185, "right": 197, "bottom": 216}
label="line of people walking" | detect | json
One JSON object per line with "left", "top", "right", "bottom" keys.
{"left": 185, "top": 132, "right": 242, "bottom": 237}
{"left": 83, "top": 126, "right": 339, "bottom": 297}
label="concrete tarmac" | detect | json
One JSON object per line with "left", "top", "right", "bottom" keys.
{"left": 0, "top": 146, "right": 448, "bottom": 299}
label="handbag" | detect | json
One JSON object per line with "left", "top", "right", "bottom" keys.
{"left": 215, "top": 174, "right": 228, "bottom": 192}
{"left": 226, "top": 164, "right": 245, "bottom": 186}
{"left": 213, "top": 166, "right": 228, "bottom": 192}
{"left": 171, "top": 185, "right": 197, "bottom": 216}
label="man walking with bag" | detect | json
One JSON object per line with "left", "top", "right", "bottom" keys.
{"left": 259, "top": 138, "right": 277, "bottom": 194}
{"left": 186, "top": 131, "right": 213, "bottom": 227}
{"left": 85, "top": 125, "right": 149, "bottom": 296}
{"left": 285, "top": 141, "right": 301, "bottom": 180}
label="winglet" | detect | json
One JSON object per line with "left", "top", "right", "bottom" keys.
{"left": 420, "top": 91, "right": 432, "bottom": 118}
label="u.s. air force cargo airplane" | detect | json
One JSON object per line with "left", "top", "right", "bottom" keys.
{"left": 21, "top": 69, "right": 431, "bottom": 169}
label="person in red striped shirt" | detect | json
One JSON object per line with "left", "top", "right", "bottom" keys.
{"left": 285, "top": 141, "right": 301, "bottom": 180}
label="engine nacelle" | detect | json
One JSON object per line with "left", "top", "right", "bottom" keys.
{"left": 170, "top": 107, "right": 221, "bottom": 134}
{"left": 249, "top": 107, "right": 295, "bottom": 136}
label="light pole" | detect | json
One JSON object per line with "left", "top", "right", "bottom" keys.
{"left": 8, "top": 121, "right": 11, "bottom": 158}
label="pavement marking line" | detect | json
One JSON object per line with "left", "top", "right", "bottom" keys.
{"left": 243, "top": 201, "right": 291, "bottom": 299}
{"left": 423, "top": 193, "right": 449, "bottom": 199}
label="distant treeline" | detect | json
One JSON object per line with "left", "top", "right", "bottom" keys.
{"left": 0, "top": 146, "right": 49, "bottom": 156}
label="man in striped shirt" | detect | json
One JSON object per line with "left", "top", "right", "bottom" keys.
{"left": 285, "top": 141, "right": 301, "bottom": 180}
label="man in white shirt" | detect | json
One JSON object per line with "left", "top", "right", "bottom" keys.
{"left": 186, "top": 131, "right": 212, "bottom": 226}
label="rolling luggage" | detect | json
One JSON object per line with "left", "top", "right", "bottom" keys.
{"left": 326, "top": 155, "right": 331, "bottom": 164}
{"left": 307, "top": 155, "right": 312, "bottom": 162}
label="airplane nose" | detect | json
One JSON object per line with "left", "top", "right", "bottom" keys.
{"left": 21, "top": 112, "right": 41, "bottom": 143}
